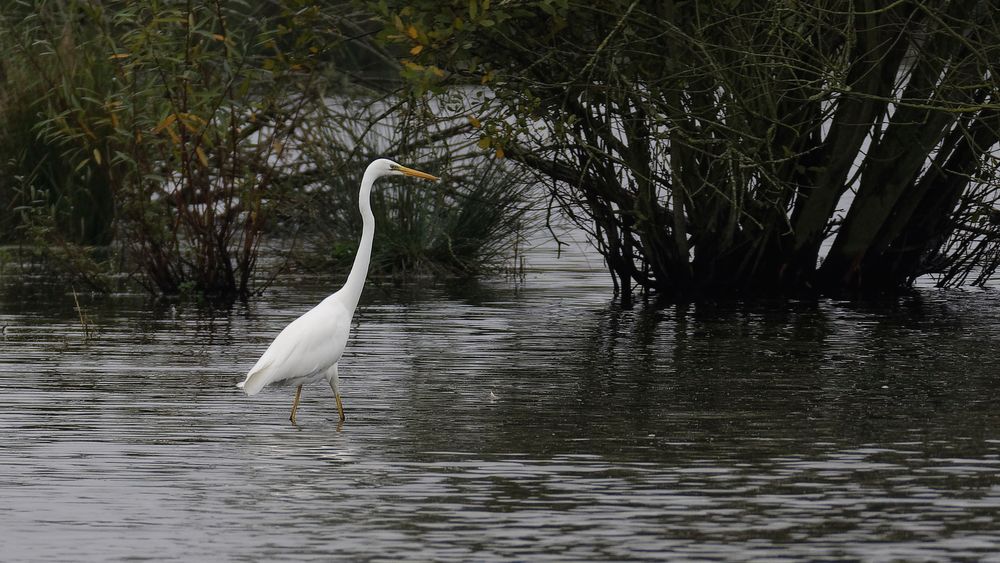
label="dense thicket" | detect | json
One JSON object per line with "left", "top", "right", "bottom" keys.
{"left": 379, "top": 0, "right": 1000, "bottom": 298}
{"left": 0, "top": 1, "right": 530, "bottom": 301}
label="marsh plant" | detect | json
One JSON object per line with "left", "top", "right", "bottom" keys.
{"left": 282, "top": 96, "right": 536, "bottom": 280}
{"left": 383, "top": 0, "right": 1000, "bottom": 298}
{"left": 1, "top": 1, "right": 536, "bottom": 300}
{"left": 307, "top": 154, "right": 533, "bottom": 279}
{"left": 0, "top": 8, "right": 115, "bottom": 249}
{"left": 3, "top": 1, "right": 352, "bottom": 300}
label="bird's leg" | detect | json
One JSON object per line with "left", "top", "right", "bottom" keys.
{"left": 290, "top": 384, "right": 303, "bottom": 424}
{"left": 334, "top": 393, "right": 345, "bottom": 423}
{"left": 327, "top": 364, "right": 346, "bottom": 422}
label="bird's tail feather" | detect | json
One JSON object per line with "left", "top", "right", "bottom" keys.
{"left": 237, "top": 361, "right": 273, "bottom": 396}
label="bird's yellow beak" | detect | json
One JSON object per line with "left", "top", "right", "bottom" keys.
{"left": 396, "top": 165, "right": 439, "bottom": 182}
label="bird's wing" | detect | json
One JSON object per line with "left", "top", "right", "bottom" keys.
{"left": 238, "top": 296, "right": 353, "bottom": 395}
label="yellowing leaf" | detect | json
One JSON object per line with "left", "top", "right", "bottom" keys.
{"left": 180, "top": 112, "right": 206, "bottom": 125}
{"left": 477, "top": 136, "right": 491, "bottom": 149}
{"left": 77, "top": 115, "right": 97, "bottom": 140}
{"left": 495, "top": 147, "right": 504, "bottom": 159}
{"left": 212, "top": 34, "right": 225, "bottom": 41}
{"left": 467, "top": 115, "right": 481, "bottom": 128}
{"left": 406, "top": 25, "right": 418, "bottom": 39}
{"left": 92, "top": 148, "right": 102, "bottom": 165}
{"left": 409, "top": 44, "right": 423, "bottom": 55}
{"left": 109, "top": 53, "right": 130, "bottom": 60}
{"left": 153, "top": 114, "right": 178, "bottom": 134}
{"left": 393, "top": 14, "right": 404, "bottom": 31}
{"left": 177, "top": 113, "right": 204, "bottom": 133}
{"left": 195, "top": 146, "right": 209, "bottom": 168}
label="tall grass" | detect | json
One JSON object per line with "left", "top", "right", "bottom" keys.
{"left": 0, "top": 6, "right": 114, "bottom": 248}
{"left": 288, "top": 98, "right": 537, "bottom": 279}
{"left": 310, "top": 157, "right": 533, "bottom": 278}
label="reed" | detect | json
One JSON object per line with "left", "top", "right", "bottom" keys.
{"left": 71, "top": 286, "right": 96, "bottom": 340}
{"left": 289, "top": 101, "right": 537, "bottom": 279}
{"left": 0, "top": 10, "right": 114, "bottom": 247}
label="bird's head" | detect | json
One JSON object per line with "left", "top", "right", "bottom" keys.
{"left": 372, "top": 158, "right": 439, "bottom": 181}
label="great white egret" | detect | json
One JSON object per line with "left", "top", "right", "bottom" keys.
{"left": 237, "top": 159, "right": 439, "bottom": 423}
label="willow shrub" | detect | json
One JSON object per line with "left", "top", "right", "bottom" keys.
{"left": 4, "top": 1, "right": 535, "bottom": 299}
{"left": 0, "top": 10, "right": 115, "bottom": 250}
{"left": 376, "top": 0, "right": 1000, "bottom": 299}
{"left": 11, "top": 0, "right": 338, "bottom": 301}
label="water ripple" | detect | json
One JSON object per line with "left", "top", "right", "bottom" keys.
{"left": 4, "top": 241, "right": 1000, "bottom": 560}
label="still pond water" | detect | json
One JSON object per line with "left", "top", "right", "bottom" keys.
{"left": 2, "top": 237, "right": 1000, "bottom": 561}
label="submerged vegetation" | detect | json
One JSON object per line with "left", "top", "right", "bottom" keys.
{"left": 0, "top": 0, "right": 531, "bottom": 302}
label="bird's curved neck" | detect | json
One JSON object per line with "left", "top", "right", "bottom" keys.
{"left": 340, "top": 168, "right": 378, "bottom": 312}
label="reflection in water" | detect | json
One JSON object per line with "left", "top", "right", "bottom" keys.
{"left": 2, "top": 239, "right": 1000, "bottom": 560}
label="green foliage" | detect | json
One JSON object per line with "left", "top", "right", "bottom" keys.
{"left": 289, "top": 99, "right": 535, "bottom": 279}
{"left": 1, "top": 0, "right": 544, "bottom": 299}
{"left": 5, "top": 0, "right": 343, "bottom": 301}
{"left": 346, "top": 158, "right": 531, "bottom": 278}
{"left": 0, "top": 7, "right": 115, "bottom": 247}
{"left": 375, "top": 0, "right": 1000, "bottom": 297}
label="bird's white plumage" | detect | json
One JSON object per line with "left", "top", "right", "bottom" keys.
{"left": 238, "top": 292, "right": 353, "bottom": 395}
{"left": 236, "top": 158, "right": 439, "bottom": 423}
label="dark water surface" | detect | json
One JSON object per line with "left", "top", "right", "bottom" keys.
{"left": 2, "top": 241, "right": 1000, "bottom": 561}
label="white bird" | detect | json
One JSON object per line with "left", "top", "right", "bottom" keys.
{"left": 237, "top": 159, "right": 439, "bottom": 423}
